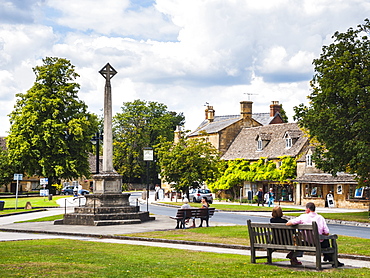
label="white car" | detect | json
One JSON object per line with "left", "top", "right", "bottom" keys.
{"left": 189, "top": 188, "right": 213, "bottom": 204}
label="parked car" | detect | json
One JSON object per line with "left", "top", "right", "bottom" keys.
{"left": 61, "top": 186, "right": 89, "bottom": 195}
{"left": 189, "top": 188, "right": 213, "bottom": 204}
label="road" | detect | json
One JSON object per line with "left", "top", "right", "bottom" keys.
{"left": 129, "top": 192, "right": 370, "bottom": 239}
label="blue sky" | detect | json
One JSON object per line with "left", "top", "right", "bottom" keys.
{"left": 1, "top": 0, "right": 370, "bottom": 136}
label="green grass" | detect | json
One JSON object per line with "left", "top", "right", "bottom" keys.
{"left": 119, "top": 225, "right": 370, "bottom": 257}
{"left": 286, "top": 211, "right": 370, "bottom": 223}
{"left": 161, "top": 202, "right": 303, "bottom": 211}
{"left": 0, "top": 196, "right": 66, "bottom": 209}
{"left": 14, "top": 214, "right": 64, "bottom": 223}
{"left": 0, "top": 238, "right": 369, "bottom": 277}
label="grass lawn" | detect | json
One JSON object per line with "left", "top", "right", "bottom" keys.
{"left": 119, "top": 225, "right": 370, "bottom": 257}
{"left": 0, "top": 196, "right": 66, "bottom": 209}
{"left": 0, "top": 238, "right": 369, "bottom": 277}
{"left": 161, "top": 202, "right": 304, "bottom": 212}
{"left": 286, "top": 211, "right": 370, "bottom": 223}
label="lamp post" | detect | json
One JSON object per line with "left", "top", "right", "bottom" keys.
{"left": 91, "top": 131, "right": 103, "bottom": 174}
{"left": 143, "top": 147, "right": 154, "bottom": 212}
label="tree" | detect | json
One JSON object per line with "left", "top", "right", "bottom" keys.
{"left": 7, "top": 57, "right": 98, "bottom": 186}
{"left": 155, "top": 136, "right": 220, "bottom": 195}
{"left": 0, "top": 148, "right": 17, "bottom": 188}
{"left": 294, "top": 19, "right": 370, "bottom": 184}
{"left": 113, "top": 99, "right": 185, "bottom": 184}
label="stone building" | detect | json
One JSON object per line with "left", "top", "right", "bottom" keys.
{"left": 187, "top": 101, "right": 284, "bottom": 155}
{"left": 222, "top": 122, "right": 308, "bottom": 203}
{"left": 295, "top": 147, "right": 367, "bottom": 209}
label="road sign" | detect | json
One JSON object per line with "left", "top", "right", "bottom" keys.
{"left": 40, "top": 178, "right": 48, "bottom": 185}
{"left": 13, "top": 174, "right": 23, "bottom": 181}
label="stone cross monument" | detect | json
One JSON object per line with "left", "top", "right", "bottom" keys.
{"left": 93, "top": 63, "right": 122, "bottom": 194}
{"left": 55, "top": 63, "right": 153, "bottom": 225}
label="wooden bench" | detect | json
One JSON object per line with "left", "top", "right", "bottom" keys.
{"left": 247, "top": 220, "right": 339, "bottom": 270}
{"left": 170, "top": 208, "right": 216, "bottom": 229}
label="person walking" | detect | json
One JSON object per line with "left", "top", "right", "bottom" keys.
{"left": 268, "top": 188, "right": 275, "bottom": 207}
{"left": 256, "top": 188, "right": 264, "bottom": 206}
{"left": 286, "top": 202, "right": 344, "bottom": 267}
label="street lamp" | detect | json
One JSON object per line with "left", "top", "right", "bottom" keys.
{"left": 143, "top": 147, "right": 154, "bottom": 212}
{"left": 91, "top": 131, "right": 103, "bottom": 174}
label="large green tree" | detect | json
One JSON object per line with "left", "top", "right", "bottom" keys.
{"left": 155, "top": 136, "right": 220, "bottom": 195}
{"left": 113, "top": 99, "right": 184, "bottom": 184}
{"left": 7, "top": 57, "right": 98, "bottom": 186}
{"left": 0, "top": 148, "right": 17, "bottom": 188}
{"left": 294, "top": 19, "right": 370, "bottom": 184}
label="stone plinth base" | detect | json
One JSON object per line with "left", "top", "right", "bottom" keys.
{"left": 55, "top": 192, "right": 155, "bottom": 226}
{"left": 93, "top": 172, "right": 122, "bottom": 194}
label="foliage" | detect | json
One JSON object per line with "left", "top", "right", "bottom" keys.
{"left": 0, "top": 148, "right": 17, "bottom": 187}
{"left": 208, "top": 157, "right": 296, "bottom": 198}
{"left": 279, "top": 104, "right": 289, "bottom": 122}
{"left": 155, "top": 136, "right": 220, "bottom": 193}
{"left": 113, "top": 99, "right": 184, "bottom": 184}
{"left": 6, "top": 57, "right": 98, "bottom": 185}
{"left": 294, "top": 19, "right": 370, "bottom": 184}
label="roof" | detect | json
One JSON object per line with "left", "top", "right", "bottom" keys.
{"left": 188, "top": 113, "right": 271, "bottom": 136}
{"left": 294, "top": 173, "right": 357, "bottom": 184}
{"left": 0, "top": 137, "right": 6, "bottom": 151}
{"left": 222, "top": 122, "right": 308, "bottom": 160}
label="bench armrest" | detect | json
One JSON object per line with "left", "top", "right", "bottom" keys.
{"left": 319, "top": 234, "right": 338, "bottom": 240}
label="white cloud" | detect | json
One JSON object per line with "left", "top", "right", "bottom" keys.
{"left": 1, "top": 0, "right": 370, "bottom": 136}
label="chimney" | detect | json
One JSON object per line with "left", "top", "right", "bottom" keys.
{"left": 240, "top": 101, "right": 253, "bottom": 127}
{"left": 205, "top": 105, "right": 215, "bottom": 122}
{"left": 270, "top": 101, "right": 281, "bottom": 117}
{"left": 174, "top": 126, "right": 182, "bottom": 144}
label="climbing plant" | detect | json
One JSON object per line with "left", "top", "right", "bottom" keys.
{"left": 208, "top": 156, "right": 297, "bottom": 198}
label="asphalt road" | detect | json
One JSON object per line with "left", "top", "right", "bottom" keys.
{"left": 129, "top": 192, "right": 370, "bottom": 239}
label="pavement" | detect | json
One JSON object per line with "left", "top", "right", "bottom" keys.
{"left": 1, "top": 197, "right": 370, "bottom": 271}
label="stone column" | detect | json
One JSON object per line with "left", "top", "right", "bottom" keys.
{"left": 93, "top": 63, "right": 122, "bottom": 194}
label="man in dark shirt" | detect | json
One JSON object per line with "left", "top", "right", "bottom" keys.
{"left": 256, "top": 188, "right": 264, "bottom": 206}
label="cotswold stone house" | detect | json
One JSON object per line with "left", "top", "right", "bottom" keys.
{"left": 295, "top": 147, "right": 366, "bottom": 209}
{"left": 222, "top": 122, "right": 308, "bottom": 203}
{"left": 187, "top": 101, "right": 284, "bottom": 155}
{"left": 186, "top": 100, "right": 365, "bottom": 209}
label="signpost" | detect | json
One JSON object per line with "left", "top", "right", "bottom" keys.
{"left": 40, "top": 178, "right": 49, "bottom": 197}
{"left": 13, "top": 174, "right": 23, "bottom": 210}
{"left": 143, "top": 147, "right": 154, "bottom": 212}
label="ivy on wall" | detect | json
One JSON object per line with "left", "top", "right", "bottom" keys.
{"left": 208, "top": 156, "right": 296, "bottom": 192}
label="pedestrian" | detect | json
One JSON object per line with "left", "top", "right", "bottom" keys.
{"left": 286, "top": 202, "right": 344, "bottom": 267}
{"left": 181, "top": 198, "right": 195, "bottom": 227}
{"left": 256, "top": 188, "right": 264, "bottom": 206}
{"left": 201, "top": 197, "right": 209, "bottom": 208}
{"left": 270, "top": 206, "right": 303, "bottom": 265}
{"left": 268, "top": 188, "right": 275, "bottom": 207}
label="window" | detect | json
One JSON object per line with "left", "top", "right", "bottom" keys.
{"left": 304, "top": 184, "right": 323, "bottom": 198}
{"left": 306, "top": 154, "right": 313, "bottom": 167}
{"left": 257, "top": 139, "right": 262, "bottom": 151}
{"left": 285, "top": 137, "right": 292, "bottom": 148}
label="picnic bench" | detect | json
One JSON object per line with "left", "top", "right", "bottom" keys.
{"left": 170, "top": 208, "right": 216, "bottom": 229}
{"left": 247, "top": 220, "right": 339, "bottom": 270}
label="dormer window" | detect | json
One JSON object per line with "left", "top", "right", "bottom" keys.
{"left": 256, "top": 133, "right": 271, "bottom": 151}
{"left": 285, "top": 137, "right": 292, "bottom": 148}
{"left": 283, "top": 130, "right": 301, "bottom": 149}
{"left": 257, "top": 138, "right": 263, "bottom": 151}
{"left": 306, "top": 154, "right": 313, "bottom": 167}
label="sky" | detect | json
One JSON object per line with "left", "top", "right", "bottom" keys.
{"left": 1, "top": 0, "right": 370, "bottom": 137}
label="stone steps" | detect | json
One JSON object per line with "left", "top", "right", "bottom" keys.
{"left": 94, "top": 219, "right": 143, "bottom": 226}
